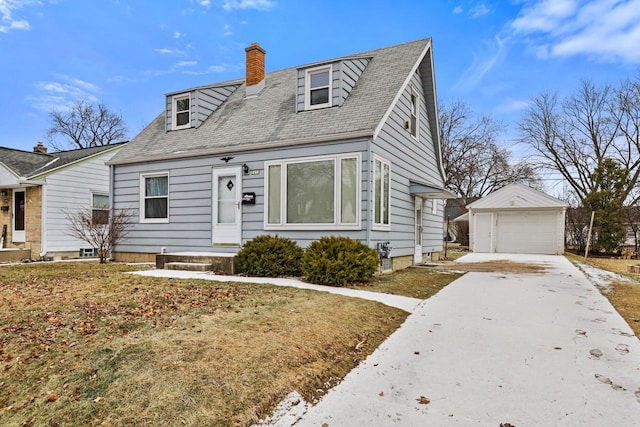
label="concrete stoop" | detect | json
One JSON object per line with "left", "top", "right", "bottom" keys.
{"left": 156, "top": 252, "right": 236, "bottom": 274}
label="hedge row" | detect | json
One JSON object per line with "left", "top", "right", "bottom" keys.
{"left": 235, "top": 235, "right": 379, "bottom": 286}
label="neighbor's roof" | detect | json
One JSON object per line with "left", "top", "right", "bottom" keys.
{"left": 466, "top": 183, "right": 569, "bottom": 210}
{"left": 0, "top": 142, "right": 127, "bottom": 179}
{"left": 110, "top": 38, "right": 434, "bottom": 165}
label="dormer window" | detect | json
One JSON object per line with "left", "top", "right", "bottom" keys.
{"left": 172, "top": 94, "right": 191, "bottom": 130}
{"left": 305, "top": 66, "right": 332, "bottom": 110}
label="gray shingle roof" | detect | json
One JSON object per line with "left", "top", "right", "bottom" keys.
{"left": 110, "top": 38, "right": 432, "bottom": 165}
{"left": 0, "top": 142, "right": 127, "bottom": 178}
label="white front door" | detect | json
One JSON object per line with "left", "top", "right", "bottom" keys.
{"left": 414, "top": 197, "right": 423, "bottom": 264}
{"left": 13, "top": 190, "right": 25, "bottom": 243}
{"left": 212, "top": 167, "right": 242, "bottom": 245}
{"left": 474, "top": 213, "right": 492, "bottom": 253}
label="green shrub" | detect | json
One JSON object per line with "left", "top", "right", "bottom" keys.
{"left": 235, "top": 235, "right": 303, "bottom": 277}
{"left": 302, "top": 236, "right": 379, "bottom": 286}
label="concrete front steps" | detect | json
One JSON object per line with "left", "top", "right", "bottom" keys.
{"left": 156, "top": 252, "right": 236, "bottom": 274}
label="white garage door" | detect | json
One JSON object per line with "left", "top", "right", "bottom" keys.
{"left": 496, "top": 211, "right": 558, "bottom": 254}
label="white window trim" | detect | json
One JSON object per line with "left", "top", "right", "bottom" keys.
{"left": 431, "top": 198, "right": 438, "bottom": 214}
{"left": 372, "top": 155, "right": 391, "bottom": 231}
{"left": 91, "top": 192, "right": 110, "bottom": 225}
{"left": 410, "top": 86, "right": 419, "bottom": 141}
{"left": 172, "top": 94, "right": 191, "bottom": 130}
{"left": 140, "top": 172, "right": 169, "bottom": 224}
{"left": 304, "top": 65, "right": 332, "bottom": 110}
{"left": 264, "top": 153, "right": 361, "bottom": 231}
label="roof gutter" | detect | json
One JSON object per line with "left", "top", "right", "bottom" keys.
{"left": 106, "top": 130, "right": 374, "bottom": 166}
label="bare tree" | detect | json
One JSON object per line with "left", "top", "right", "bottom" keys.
{"left": 65, "top": 208, "right": 134, "bottom": 263}
{"left": 518, "top": 78, "right": 640, "bottom": 205}
{"left": 47, "top": 100, "right": 128, "bottom": 150}
{"left": 439, "top": 100, "right": 539, "bottom": 198}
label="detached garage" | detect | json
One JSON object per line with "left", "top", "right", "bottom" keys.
{"left": 468, "top": 183, "right": 569, "bottom": 255}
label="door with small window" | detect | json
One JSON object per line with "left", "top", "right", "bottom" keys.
{"left": 212, "top": 167, "right": 242, "bottom": 245}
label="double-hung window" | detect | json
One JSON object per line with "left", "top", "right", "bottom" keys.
{"left": 410, "top": 87, "right": 419, "bottom": 139}
{"left": 305, "top": 66, "right": 332, "bottom": 110}
{"left": 91, "top": 193, "right": 109, "bottom": 225}
{"left": 266, "top": 154, "right": 360, "bottom": 229}
{"left": 141, "top": 173, "right": 169, "bottom": 222}
{"left": 373, "top": 156, "right": 391, "bottom": 229}
{"left": 172, "top": 94, "right": 190, "bottom": 130}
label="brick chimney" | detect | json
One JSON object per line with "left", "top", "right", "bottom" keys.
{"left": 33, "top": 141, "right": 47, "bottom": 154}
{"left": 245, "top": 42, "right": 266, "bottom": 97}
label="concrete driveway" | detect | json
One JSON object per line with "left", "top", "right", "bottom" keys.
{"left": 283, "top": 254, "right": 640, "bottom": 426}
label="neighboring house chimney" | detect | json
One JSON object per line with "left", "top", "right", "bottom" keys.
{"left": 33, "top": 141, "right": 47, "bottom": 154}
{"left": 245, "top": 42, "right": 266, "bottom": 97}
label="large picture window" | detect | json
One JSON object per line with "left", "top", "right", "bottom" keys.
{"left": 305, "top": 66, "right": 332, "bottom": 110}
{"left": 373, "top": 156, "right": 390, "bottom": 229}
{"left": 266, "top": 154, "right": 360, "bottom": 229}
{"left": 141, "top": 173, "right": 169, "bottom": 222}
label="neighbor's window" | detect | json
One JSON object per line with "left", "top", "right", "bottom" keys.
{"left": 305, "top": 66, "right": 332, "bottom": 110}
{"left": 410, "top": 87, "right": 419, "bottom": 139}
{"left": 92, "top": 193, "right": 109, "bottom": 225}
{"left": 141, "top": 173, "right": 169, "bottom": 222}
{"left": 172, "top": 94, "right": 191, "bottom": 130}
{"left": 266, "top": 154, "right": 360, "bottom": 229}
{"left": 373, "top": 156, "right": 390, "bottom": 228}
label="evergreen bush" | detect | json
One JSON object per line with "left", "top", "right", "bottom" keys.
{"left": 235, "top": 235, "right": 303, "bottom": 277}
{"left": 302, "top": 236, "right": 379, "bottom": 286}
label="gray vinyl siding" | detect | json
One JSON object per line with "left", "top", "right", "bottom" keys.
{"left": 165, "top": 85, "right": 240, "bottom": 131}
{"left": 112, "top": 139, "right": 370, "bottom": 254}
{"left": 371, "top": 69, "right": 445, "bottom": 258}
{"left": 296, "top": 58, "right": 369, "bottom": 112}
{"left": 44, "top": 150, "right": 120, "bottom": 253}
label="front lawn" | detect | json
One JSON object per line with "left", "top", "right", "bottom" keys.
{"left": 350, "top": 266, "right": 463, "bottom": 299}
{"left": 0, "top": 262, "right": 408, "bottom": 426}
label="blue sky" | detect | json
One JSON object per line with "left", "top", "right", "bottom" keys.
{"left": 1, "top": 0, "right": 639, "bottom": 154}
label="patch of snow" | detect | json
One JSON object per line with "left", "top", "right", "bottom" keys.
{"left": 252, "top": 391, "right": 310, "bottom": 427}
{"left": 571, "top": 261, "right": 633, "bottom": 292}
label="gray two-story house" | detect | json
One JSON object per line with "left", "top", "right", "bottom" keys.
{"left": 108, "top": 38, "right": 452, "bottom": 271}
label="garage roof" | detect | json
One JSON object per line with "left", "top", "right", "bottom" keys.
{"left": 467, "top": 183, "right": 568, "bottom": 210}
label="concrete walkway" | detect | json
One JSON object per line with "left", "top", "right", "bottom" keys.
{"left": 134, "top": 254, "right": 640, "bottom": 425}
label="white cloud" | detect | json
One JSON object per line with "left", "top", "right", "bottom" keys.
{"left": 200, "top": 0, "right": 211, "bottom": 6}
{"left": 222, "top": 0, "right": 275, "bottom": 11}
{"left": 497, "top": 99, "right": 531, "bottom": 112}
{"left": 510, "top": 0, "right": 640, "bottom": 63}
{"left": 175, "top": 60, "right": 197, "bottom": 67}
{"left": 469, "top": 3, "right": 491, "bottom": 18}
{"left": 453, "top": 5, "right": 464, "bottom": 14}
{"left": 223, "top": 24, "right": 232, "bottom": 36}
{"left": 173, "top": 31, "right": 185, "bottom": 38}
{"left": 30, "top": 75, "right": 100, "bottom": 112}
{"left": 0, "top": 0, "right": 38, "bottom": 33}
{"left": 455, "top": 35, "right": 507, "bottom": 91}
{"left": 154, "top": 47, "right": 186, "bottom": 55}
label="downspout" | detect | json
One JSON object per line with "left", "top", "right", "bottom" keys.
{"left": 365, "top": 137, "right": 372, "bottom": 248}
{"left": 39, "top": 184, "right": 47, "bottom": 258}
{"left": 108, "top": 164, "right": 115, "bottom": 261}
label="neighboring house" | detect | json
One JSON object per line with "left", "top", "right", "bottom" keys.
{"left": 108, "top": 38, "right": 453, "bottom": 271}
{"left": 0, "top": 142, "right": 127, "bottom": 260}
{"left": 467, "top": 183, "right": 568, "bottom": 255}
{"left": 444, "top": 197, "right": 479, "bottom": 243}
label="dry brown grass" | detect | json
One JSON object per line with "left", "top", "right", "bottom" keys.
{"left": 0, "top": 262, "right": 407, "bottom": 427}
{"left": 349, "top": 267, "right": 463, "bottom": 299}
{"left": 566, "top": 253, "right": 640, "bottom": 338}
